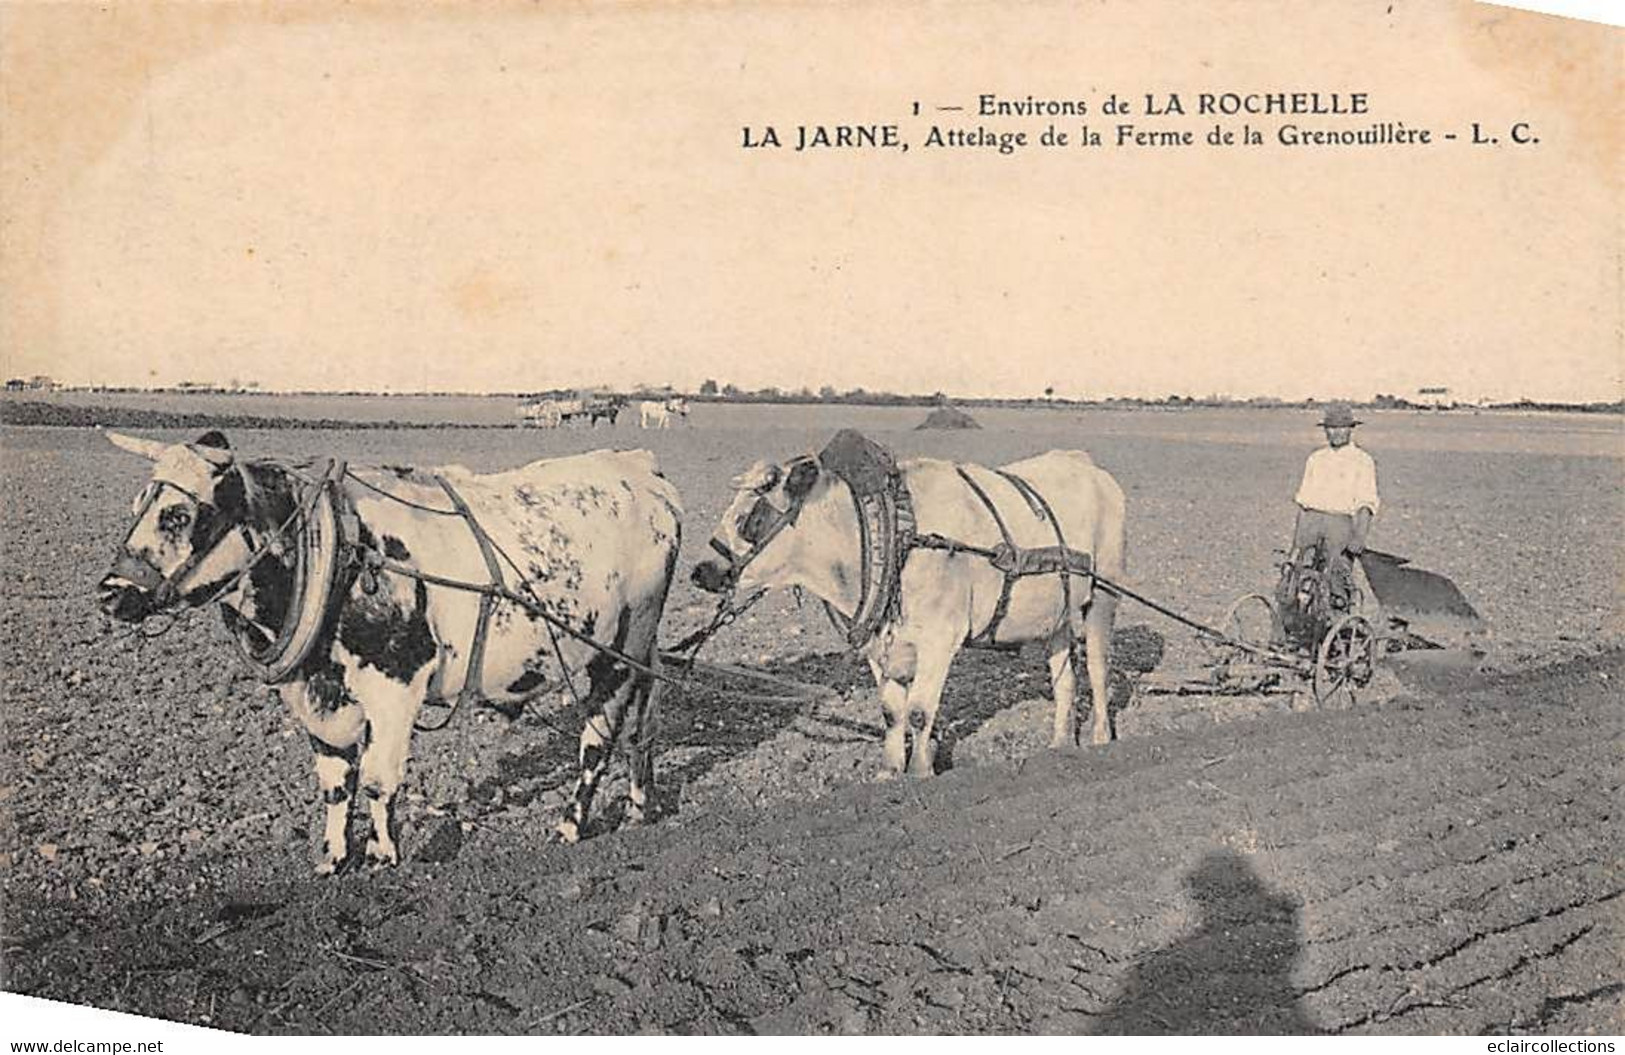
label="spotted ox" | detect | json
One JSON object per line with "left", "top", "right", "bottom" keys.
{"left": 693, "top": 447, "right": 1127, "bottom": 778}
{"left": 98, "top": 431, "right": 682, "bottom": 871}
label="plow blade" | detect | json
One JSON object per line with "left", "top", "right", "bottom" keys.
{"left": 1359, "top": 549, "right": 1486, "bottom": 647}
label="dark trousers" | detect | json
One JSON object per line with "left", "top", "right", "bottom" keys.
{"left": 1289, "top": 509, "right": 1357, "bottom": 610}
{"left": 1293, "top": 509, "right": 1355, "bottom": 559}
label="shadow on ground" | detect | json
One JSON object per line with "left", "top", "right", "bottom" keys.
{"left": 1091, "top": 848, "right": 1318, "bottom": 1035}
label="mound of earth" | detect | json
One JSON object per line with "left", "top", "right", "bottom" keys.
{"left": 916, "top": 406, "right": 981, "bottom": 430}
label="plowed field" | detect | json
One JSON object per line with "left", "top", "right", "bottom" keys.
{"left": 3, "top": 404, "right": 1620, "bottom": 1034}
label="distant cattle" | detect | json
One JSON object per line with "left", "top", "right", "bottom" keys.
{"left": 519, "top": 396, "right": 624, "bottom": 428}
{"left": 638, "top": 398, "right": 689, "bottom": 429}
{"left": 518, "top": 398, "right": 575, "bottom": 428}
{"left": 581, "top": 396, "right": 626, "bottom": 427}
{"left": 99, "top": 430, "right": 683, "bottom": 870}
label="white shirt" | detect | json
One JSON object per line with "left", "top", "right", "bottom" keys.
{"left": 1295, "top": 442, "right": 1380, "bottom": 516}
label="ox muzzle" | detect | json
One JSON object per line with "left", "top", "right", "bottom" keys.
{"left": 98, "top": 553, "right": 177, "bottom": 622}
{"left": 691, "top": 492, "right": 796, "bottom": 594}
{"left": 98, "top": 478, "right": 234, "bottom": 622}
{"left": 691, "top": 545, "right": 737, "bottom": 594}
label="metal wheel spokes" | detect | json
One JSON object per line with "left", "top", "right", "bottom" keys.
{"left": 1314, "top": 614, "right": 1377, "bottom": 707}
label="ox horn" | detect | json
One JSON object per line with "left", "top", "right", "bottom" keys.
{"left": 103, "top": 430, "right": 172, "bottom": 461}
{"left": 189, "top": 443, "right": 234, "bottom": 467}
{"left": 730, "top": 461, "right": 781, "bottom": 493}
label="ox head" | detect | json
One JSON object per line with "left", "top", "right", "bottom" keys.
{"left": 98, "top": 430, "right": 255, "bottom": 622}
{"left": 692, "top": 454, "right": 829, "bottom": 596}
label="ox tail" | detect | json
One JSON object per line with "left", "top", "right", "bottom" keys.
{"left": 1080, "top": 489, "right": 1126, "bottom": 743}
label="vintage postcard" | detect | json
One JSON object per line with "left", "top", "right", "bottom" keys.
{"left": 2, "top": 0, "right": 1619, "bottom": 1041}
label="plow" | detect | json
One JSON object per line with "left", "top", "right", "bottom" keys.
{"left": 1113, "top": 545, "right": 1486, "bottom": 708}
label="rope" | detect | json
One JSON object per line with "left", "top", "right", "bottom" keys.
{"left": 1093, "top": 572, "right": 1309, "bottom": 671}
{"left": 336, "top": 463, "right": 783, "bottom": 701}
{"left": 365, "top": 543, "right": 775, "bottom": 700}
{"left": 343, "top": 469, "right": 466, "bottom": 516}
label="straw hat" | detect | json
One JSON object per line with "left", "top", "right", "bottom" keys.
{"left": 1319, "top": 402, "right": 1361, "bottom": 428}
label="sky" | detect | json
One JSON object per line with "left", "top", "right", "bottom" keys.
{"left": 2, "top": 1, "right": 1619, "bottom": 403}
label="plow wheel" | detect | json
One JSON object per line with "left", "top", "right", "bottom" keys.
{"left": 1313, "top": 614, "right": 1377, "bottom": 708}
{"left": 1224, "top": 593, "right": 1282, "bottom": 650}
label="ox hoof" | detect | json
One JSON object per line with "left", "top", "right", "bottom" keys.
{"left": 907, "top": 748, "right": 937, "bottom": 778}
{"left": 314, "top": 857, "right": 345, "bottom": 877}
{"left": 871, "top": 768, "right": 901, "bottom": 784}
{"left": 551, "top": 819, "right": 582, "bottom": 844}
{"left": 363, "top": 839, "right": 399, "bottom": 868}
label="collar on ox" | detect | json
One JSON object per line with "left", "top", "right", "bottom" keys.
{"left": 226, "top": 459, "right": 350, "bottom": 684}
{"left": 816, "top": 432, "right": 914, "bottom": 650}
{"left": 701, "top": 430, "right": 914, "bottom": 652}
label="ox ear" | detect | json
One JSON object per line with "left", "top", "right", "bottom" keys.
{"left": 784, "top": 458, "right": 820, "bottom": 501}
{"left": 730, "top": 461, "right": 781, "bottom": 493}
{"left": 189, "top": 430, "right": 234, "bottom": 467}
{"left": 104, "top": 430, "right": 171, "bottom": 462}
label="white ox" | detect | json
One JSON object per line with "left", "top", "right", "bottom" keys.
{"left": 98, "top": 431, "right": 682, "bottom": 870}
{"left": 637, "top": 398, "right": 688, "bottom": 429}
{"left": 693, "top": 447, "right": 1127, "bottom": 778}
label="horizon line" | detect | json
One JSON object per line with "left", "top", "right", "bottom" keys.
{"left": 6, "top": 383, "right": 1622, "bottom": 411}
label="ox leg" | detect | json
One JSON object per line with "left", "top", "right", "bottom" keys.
{"left": 868, "top": 640, "right": 920, "bottom": 780}
{"left": 877, "top": 677, "right": 911, "bottom": 780}
{"left": 353, "top": 670, "right": 431, "bottom": 867}
{"left": 1047, "top": 629, "right": 1079, "bottom": 748}
{"left": 1083, "top": 594, "right": 1118, "bottom": 746}
{"left": 556, "top": 708, "right": 623, "bottom": 843}
{"left": 555, "top": 617, "right": 653, "bottom": 842}
{"left": 625, "top": 673, "right": 660, "bottom": 826}
{"left": 906, "top": 644, "right": 956, "bottom": 778}
{"left": 310, "top": 738, "right": 358, "bottom": 874}
{"left": 278, "top": 680, "right": 367, "bottom": 875}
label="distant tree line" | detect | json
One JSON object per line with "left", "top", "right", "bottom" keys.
{"left": 18, "top": 380, "right": 1622, "bottom": 415}
{"left": 695, "top": 379, "right": 951, "bottom": 406}
{"left": 685, "top": 380, "right": 1622, "bottom": 414}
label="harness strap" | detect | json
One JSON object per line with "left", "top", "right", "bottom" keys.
{"left": 955, "top": 466, "right": 1020, "bottom": 648}
{"left": 994, "top": 468, "right": 1078, "bottom": 642}
{"left": 436, "top": 475, "right": 505, "bottom": 712}
{"left": 910, "top": 466, "right": 1094, "bottom": 650}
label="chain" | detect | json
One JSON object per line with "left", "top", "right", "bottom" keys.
{"left": 662, "top": 587, "right": 766, "bottom": 671}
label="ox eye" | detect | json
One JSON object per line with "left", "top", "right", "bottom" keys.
{"left": 158, "top": 506, "right": 193, "bottom": 534}
{"left": 739, "top": 498, "right": 776, "bottom": 544}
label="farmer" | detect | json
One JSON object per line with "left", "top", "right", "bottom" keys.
{"left": 1289, "top": 402, "right": 1379, "bottom": 605}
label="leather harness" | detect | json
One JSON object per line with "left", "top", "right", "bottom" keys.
{"left": 338, "top": 471, "right": 522, "bottom": 730}
{"left": 915, "top": 465, "right": 1092, "bottom": 649}
{"left": 810, "top": 433, "right": 1095, "bottom": 652}
{"left": 204, "top": 443, "right": 1094, "bottom": 718}
{"left": 213, "top": 464, "right": 528, "bottom": 730}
